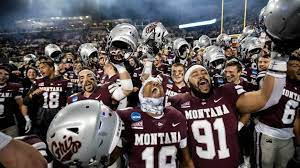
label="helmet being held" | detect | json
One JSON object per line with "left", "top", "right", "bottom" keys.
{"left": 240, "top": 36, "right": 262, "bottom": 61}
{"left": 78, "top": 43, "right": 98, "bottom": 65}
{"left": 193, "top": 40, "right": 201, "bottom": 52}
{"left": 173, "top": 38, "right": 190, "bottom": 61}
{"left": 142, "top": 22, "right": 169, "bottom": 50}
{"left": 107, "top": 23, "right": 139, "bottom": 64}
{"left": 216, "top": 34, "right": 232, "bottom": 48}
{"left": 46, "top": 100, "right": 122, "bottom": 167}
{"left": 45, "top": 44, "right": 62, "bottom": 63}
{"left": 238, "top": 25, "right": 259, "bottom": 42}
{"left": 263, "top": 0, "right": 300, "bottom": 45}
{"left": 203, "top": 45, "right": 226, "bottom": 73}
{"left": 23, "top": 54, "right": 37, "bottom": 65}
{"left": 198, "top": 35, "right": 211, "bottom": 48}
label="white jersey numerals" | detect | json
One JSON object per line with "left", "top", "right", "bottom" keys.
{"left": 282, "top": 100, "right": 299, "bottom": 124}
{"left": 142, "top": 146, "right": 177, "bottom": 168}
{"left": 191, "top": 118, "right": 230, "bottom": 159}
{"left": 43, "top": 92, "right": 60, "bottom": 109}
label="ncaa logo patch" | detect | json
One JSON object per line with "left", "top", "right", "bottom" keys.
{"left": 72, "top": 95, "right": 78, "bottom": 102}
{"left": 131, "top": 112, "right": 141, "bottom": 121}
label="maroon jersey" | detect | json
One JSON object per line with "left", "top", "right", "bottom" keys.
{"left": 117, "top": 106, "right": 188, "bottom": 168}
{"left": 152, "top": 64, "right": 169, "bottom": 77}
{"left": 64, "top": 71, "right": 79, "bottom": 84}
{"left": 258, "top": 78, "right": 300, "bottom": 128}
{"left": 99, "top": 74, "right": 119, "bottom": 86}
{"left": 0, "top": 83, "right": 23, "bottom": 129}
{"left": 169, "top": 84, "right": 246, "bottom": 168}
{"left": 158, "top": 74, "right": 190, "bottom": 105}
{"left": 34, "top": 76, "right": 73, "bottom": 110}
{"left": 67, "top": 84, "right": 114, "bottom": 109}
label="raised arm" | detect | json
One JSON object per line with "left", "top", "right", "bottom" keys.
{"left": 237, "top": 51, "right": 287, "bottom": 113}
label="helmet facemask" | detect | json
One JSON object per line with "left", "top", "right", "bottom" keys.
{"left": 109, "top": 41, "right": 133, "bottom": 64}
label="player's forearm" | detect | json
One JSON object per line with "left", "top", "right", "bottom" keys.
{"left": 20, "top": 105, "right": 29, "bottom": 117}
{"left": 119, "top": 72, "right": 133, "bottom": 95}
{"left": 141, "top": 60, "right": 153, "bottom": 81}
{"left": 114, "top": 64, "right": 133, "bottom": 95}
{"left": 257, "top": 53, "right": 287, "bottom": 111}
{"left": 179, "top": 147, "right": 195, "bottom": 168}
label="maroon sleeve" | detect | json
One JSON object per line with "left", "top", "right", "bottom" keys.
{"left": 116, "top": 109, "right": 131, "bottom": 140}
{"left": 168, "top": 94, "right": 183, "bottom": 110}
{"left": 222, "top": 83, "right": 246, "bottom": 104}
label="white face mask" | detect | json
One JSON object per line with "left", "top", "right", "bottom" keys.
{"left": 138, "top": 77, "right": 165, "bottom": 115}
{"left": 139, "top": 96, "right": 164, "bottom": 115}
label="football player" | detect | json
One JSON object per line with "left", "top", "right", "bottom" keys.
{"left": 24, "top": 56, "right": 73, "bottom": 140}
{"left": 0, "top": 65, "right": 31, "bottom": 136}
{"left": 256, "top": 53, "right": 271, "bottom": 88}
{"left": 67, "top": 69, "right": 119, "bottom": 110}
{"left": 110, "top": 77, "right": 194, "bottom": 168}
{"left": 169, "top": 56, "right": 286, "bottom": 167}
{"left": 224, "top": 60, "right": 256, "bottom": 167}
{"left": 255, "top": 55, "right": 300, "bottom": 168}
{"left": 158, "top": 63, "right": 190, "bottom": 105}
{"left": 105, "top": 23, "right": 137, "bottom": 103}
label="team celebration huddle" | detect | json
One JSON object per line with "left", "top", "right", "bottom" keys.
{"left": 0, "top": 0, "right": 300, "bottom": 168}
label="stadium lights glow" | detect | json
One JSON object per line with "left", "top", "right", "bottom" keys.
{"left": 179, "top": 19, "right": 217, "bottom": 29}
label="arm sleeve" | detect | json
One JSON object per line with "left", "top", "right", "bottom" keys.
{"left": 0, "top": 132, "right": 12, "bottom": 151}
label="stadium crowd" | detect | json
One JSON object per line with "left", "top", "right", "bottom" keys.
{"left": 0, "top": 0, "right": 300, "bottom": 168}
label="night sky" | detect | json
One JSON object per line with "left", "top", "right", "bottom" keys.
{"left": 0, "top": 0, "right": 268, "bottom": 25}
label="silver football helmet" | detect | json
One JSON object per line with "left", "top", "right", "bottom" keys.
{"left": 203, "top": 45, "right": 226, "bottom": 71}
{"left": 240, "top": 36, "right": 262, "bottom": 61}
{"left": 78, "top": 43, "right": 98, "bottom": 65}
{"left": 263, "top": 0, "right": 300, "bottom": 42}
{"left": 142, "top": 22, "right": 169, "bottom": 49}
{"left": 173, "top": 38, "right": 190, "bottom": 60}
{"left": 45, "top": 44, "right": 62, "bottom": 63}
{"left": 193, "top": 40, "right": 201, "bottom": 52}
{"left": 198, "top": 35, "right": 211, "bottom": 48}
{"left": 107, "top": 23, "right": 139, "bottom": 64}
{"left": 259, "top": 6, "right": 266, "bottom": 28}
{"left": 23, "top": 54, "right": 37, "bottom": 65}
{"left": 216, "top": 34, "right": 232, "bottom": 48}
{"left": 46, "top": 100, "right": 122, "bottom": 167}
{"left": 238, "top": 25, "right": 259, "bottom": 42}
{"left": 137, "top": 44, "right": 155, "bottom": 60}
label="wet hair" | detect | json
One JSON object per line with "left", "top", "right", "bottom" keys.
{"left": 37, "top": 56, "right": 54, "bottom": 68}
{"left": 225, "top": 60, "right": 242, "bottom": 72}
